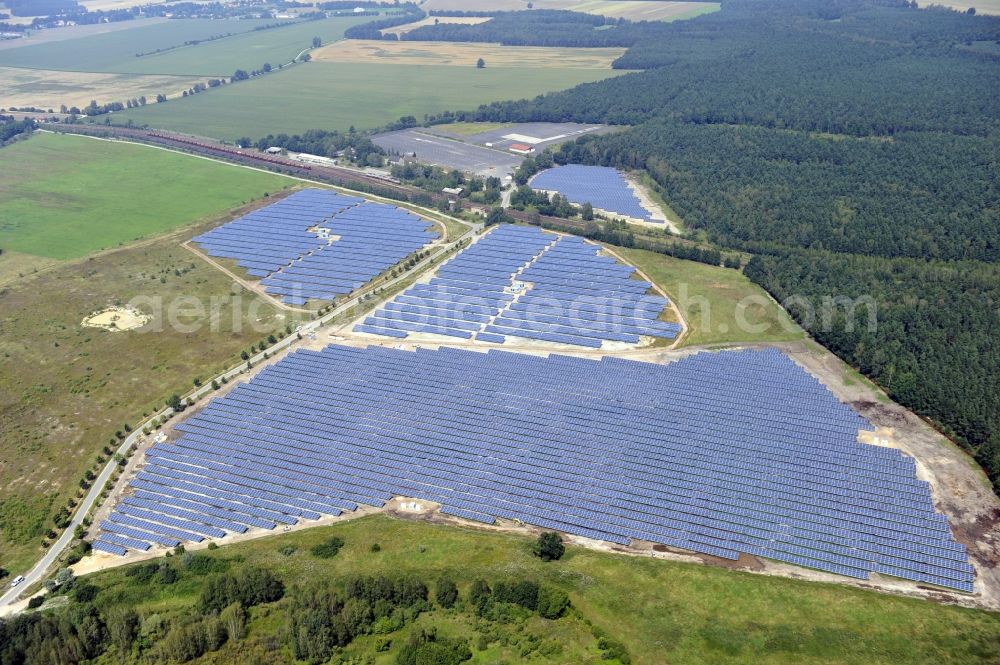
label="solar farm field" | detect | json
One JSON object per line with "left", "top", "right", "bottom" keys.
{"left": 113, "top": 62, "right": 624, "bottom": 140}
{"left": 357, "top": 225, "right": 681, "bottom": 347}
{"left": 95, "top": 342, "right": 974, "bottom": 592}
{"left": 531, "top": 164, "right": 658, "bottom": 222}
{"left": 194, "top": 188, "right": 440, "bottom": 306}
{"left": 0, "top": 132, "right": 291, "bottom": 268}
{"left": 77, "top": 514, "right": 1000, "bottom": 665}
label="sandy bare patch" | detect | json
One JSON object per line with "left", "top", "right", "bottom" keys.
{"left": 0, "top": 66, "right": 202, "bottom": 110}
{"left": 82, "top": 306, "right": 151, "bottom": 332}
{"left": 381, "top": 16, "right": 491, "bottom": 37}
{"left": 311, "top": 39, "right": 625, "bottom": 69}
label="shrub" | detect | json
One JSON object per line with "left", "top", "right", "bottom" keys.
{"left": 310, "top": 536, "right": 345, "bottom": 559}
{"left": 532, "top": 532, "right": 565, "bottom": 561}
{"left": 468, "top": 579, "right": 491, "bottom": 611}
{"left": 199, "top": 567, "right": 284, "bottom": 613}
{"left": 436, "top": 577, "right": 459, "bottom": 608}
{"left": 27, "top": 596, "right": 44, "bottom": 609}
{"left": 536, "top": 586, "right": 570, "bottom": 619}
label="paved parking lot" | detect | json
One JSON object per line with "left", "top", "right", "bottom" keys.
{"left": 373, "top": 129, "right": 522, "bottom": 178}
{"left": 428, "top": 122, "right": 613, "bottom": 150}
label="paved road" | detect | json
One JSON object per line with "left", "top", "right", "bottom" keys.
{"left": 0, "top": 214, "right": 479, "bottom": 614}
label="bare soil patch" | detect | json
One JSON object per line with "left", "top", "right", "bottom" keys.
{"left": 81, "top": 305, "right": 151, "bottom": 332}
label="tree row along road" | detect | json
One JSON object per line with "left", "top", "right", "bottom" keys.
{"left": 0, "top": 164, "right": 480, "bottom": 613}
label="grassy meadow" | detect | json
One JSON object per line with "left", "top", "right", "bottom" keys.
{"left": 113, "top": 61, "right": 623, "bottom": 140}
{"left": 615, "top": 247, "right": 807, "bottom": 347}
{"left": 0, "top": 132, "right": 291, "bottom": 263}
{"left": 0, "top": 133, "right": 303, "bottom": 574}
{"left": 74, "top": 514, "right": 1000, "bottom": 664}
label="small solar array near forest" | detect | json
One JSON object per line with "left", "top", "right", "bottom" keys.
{"left": 94, "top": 345, "right": 973, "bottom": 592}
{"left": 355, "top": 224, "right": 680, "bottom": 348}
{"left": 530, "top": 164, "right": 657, "bottom": 222}
{"left": 193, "top": 188, "right": 438, "bottom": 305}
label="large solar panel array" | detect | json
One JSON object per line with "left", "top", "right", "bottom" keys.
{"left": 95, "top": 345, "right": 974, "bottom": 592}
{"left": 355, "top": 224, "right": 680, "bottom": 348}
{"left": 193, "top": 188, "right": 438, "bottom": 305}
{"left": 530, "top": 165, "right": 657, "bottom": 222}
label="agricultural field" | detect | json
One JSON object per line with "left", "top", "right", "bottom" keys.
{"left": 614, "top": 247, "right": 807, "bottom": 347}
{"left": 113, "top": 61, "right": 624, "bottom": 140}
{"left": 313, "top": 38, "right": 627, "bottom": 68}
{"left": 380, "top": 15, "right": 491, "bottom": 37}
{"left": 0, "top": 16, "right": 371, "bottom": 76}
{"left": 420, "top": 0, "right": 721, "bottom": 21}
{"left": 0, "top": 18, "right": 274, "bottom": 72}
{"left": 935, "top": 0, "right": 1000, "bottom": 14}
{"left": 71, "top": 515, "right": 1000, "bottom": 664}
{"left": 0, "top": 133, "right": 302, "bottom": 574}
{"left": 0, "top": 66, "right": 200, "bottom": 111}
{"left": 0, "top": 18, "right": 169, "bottom": 52}
{"left": 0, "top": 132, "right": 291, "bottom": 266}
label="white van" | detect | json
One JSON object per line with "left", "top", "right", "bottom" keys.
{"left": 10, "top": 575, "right": 25, "bottom": 588}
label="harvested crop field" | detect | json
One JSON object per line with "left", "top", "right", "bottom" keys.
{"left": 312, "top": 39, "right": 627, "bottom": 68}
{"left": 380, "top": 16, "right": 491, "bottom": 37}
{"left": 0, "top": 66, "right": 200, "bottom": 110}
{"left": 419, "top": 0, "right": 720, "bottom": 21}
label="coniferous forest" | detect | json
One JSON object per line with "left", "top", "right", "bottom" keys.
{"left": 426, "top": 0, "right": 1000, "bottom": 490}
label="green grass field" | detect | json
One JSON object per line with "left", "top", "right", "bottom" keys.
{"left": 0, "top": 16, "right": 370, "bottom": 76}
{"left": 615, "top": 247, "right": 807, "bottom": 347}
{"left": 0, "top": 134, "right": 304, "bottom": 573}
{"left": 112, "top": 62, "right": 624, "bottom": 140}
{"left": 77, "top": 515, "right": 1000, "bottom": 664}
{"left": 0, "top": 132, "right": 291, "bottom": 261}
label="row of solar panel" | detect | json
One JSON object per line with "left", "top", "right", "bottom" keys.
{"left": 97, "top": 344, "right": 969, "bottom": 586}
{"left": 530, "top": 165, "right": 656, "bottom": 222}
{"left": 194, "top": 188, "right": 438, "bottom": 305}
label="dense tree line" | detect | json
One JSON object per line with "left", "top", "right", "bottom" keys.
{"left": 0, "top": 117, "right": 35, "bottom": 145}
{"left": 554, "top": 122, "right": 999, "bottom": 262}
{"left": 427, "top": 0, "right": 1000, "bottom": 487}
{"left": 470, "top": 30, "right": 999, "bottom": 138}
{"left": 402, "top": 10, "right": 668, "bottom": 48}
